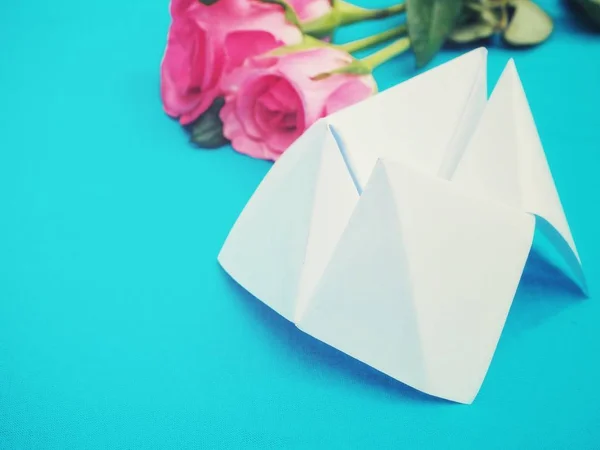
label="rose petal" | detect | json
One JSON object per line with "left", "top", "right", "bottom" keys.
{"left": 224, "top": 30, "right": 281, "bottom": 72}
{"left": 236, "top": 74, "right": 280, "bottom": 139}
{"left": 179, "top": 85, "right": 220, "bottom": 125}
{"left": 288, "top": 0, "right": 332, "bottom": 22}
{"left": 220, "top": 96, "right": 245, "bottom": 141}
{"left": 222, "top": 94, "right": 275, "bottom": 160}
{"left": 324, "top": 77, "right": 375, "bottom": 116}
{"left": 258, "top": 90, "right": 286, "bottom": 111}
{"left": 170, "top": 0, "right": 198, "bottom": 16}
{"left": 254, "top": 102, "right": 278, "bottom": 133}
{"left": 232, "top": 133, "right": 273, "bottom": 160}
{"left": 268, "top": 79, "right": 300, "bottom": 110}
{"left": 161, "top": 15, "right": 223, "bottom": 123}
{"left": 251, "top": 55, "right": 280, "bottom": 70}
{"left": 276, "top": 47, "right": 351, "bottom": 79}
{"left": 231, "top": 4, "right": 302, "bottom": 45}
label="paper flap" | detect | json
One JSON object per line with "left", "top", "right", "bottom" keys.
{"left": 219, "top": 120, "right": 359, "bottom": 320}
{"left": 296, "top": 161, "right": 426, "bottom": 390}
{"left": 381, "top": 159, "right": 534, "bottom": 402}
{"left": 300, "top": 159, "right": 534, "bottom": 403}
{"left": 452, "top": 60, "right": 585, "bottom": 290}
{"left": 218, "top": 121, "right": 330, "bottom": 320}
{"left": 325, "top": 47, "right": 488, "bottom": 191}
{"left": 293, "top": 126, "right": 360, "bottom": 320}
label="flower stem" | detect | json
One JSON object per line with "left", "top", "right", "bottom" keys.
{"left": 301, "top": 15, "right": 337, "bottom": 38}
{"left": 302, "top": 1, "right": 406, "bottom": 37}
{"left": 361, "top": 37, "right": 411, "bottom": 70}
{"left": 339, "top": 24, "right": 407, "bottom": 53}
{"left": 338, "top": 1, "right": 405, "bottom": 26}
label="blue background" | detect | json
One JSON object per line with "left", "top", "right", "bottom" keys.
{"left": 1, "top": 0, "right": 599, "bottom": 448}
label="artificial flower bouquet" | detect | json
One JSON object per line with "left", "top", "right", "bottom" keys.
{"left": 160, "top": 0, "right": 596, "bottom": 160}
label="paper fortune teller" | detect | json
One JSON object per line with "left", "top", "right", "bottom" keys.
{"left": 218, "top": 48, "right": 587, "bottom": 404}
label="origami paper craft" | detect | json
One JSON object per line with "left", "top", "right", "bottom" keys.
{"left": 218, "top": 48, "right": 587, "bottom": 404}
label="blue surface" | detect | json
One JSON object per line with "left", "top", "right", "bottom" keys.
{"left": 1, "top": 0, "right": 599, "bottom": 448}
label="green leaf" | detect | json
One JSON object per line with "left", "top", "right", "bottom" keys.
{"left": 449, "top": 21, "right": 495, "bottom": 43}
{"left": 198, "top": 0, "right": 219, "bottom": 5}
{"left": 406, "top": 0, "right": 464, "bottom": 67}
{"left": 503, "top": 0, "right": 553, "bottom": 46}
{"left": 258, "top": 0, "right": 301, "bottom": 27}
{"left": 189, "top": 98, "right": 229, "bottom": 149}
{"left": 454, "top": 6, "right": 479, "bottom": 27}
{"left": 569, "top": 0, "right": 600, "bottom": 29}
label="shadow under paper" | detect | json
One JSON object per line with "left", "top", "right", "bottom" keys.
{"left": 219, "top": 270, "right": 449, "bottom": 405}
{"left": 504, "top": 217, "right": 588, "bottom": 334}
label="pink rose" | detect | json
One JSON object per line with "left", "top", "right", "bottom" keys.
{"left": 220, "top": 46, "right": 376, "bottom": 160}
{"left": 161, "top": 0, "right": 302, "bottom": 125}
{"left": 288, "top": 0, "right": 333, "bottom": 22}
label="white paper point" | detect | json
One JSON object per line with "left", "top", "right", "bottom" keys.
{"left": 453, "top": 59, "right": 584, "bottom": 291}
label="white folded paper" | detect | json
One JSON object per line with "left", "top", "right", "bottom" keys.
{"left": 218, "top": 48, "right": 587, "bottom": 404}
